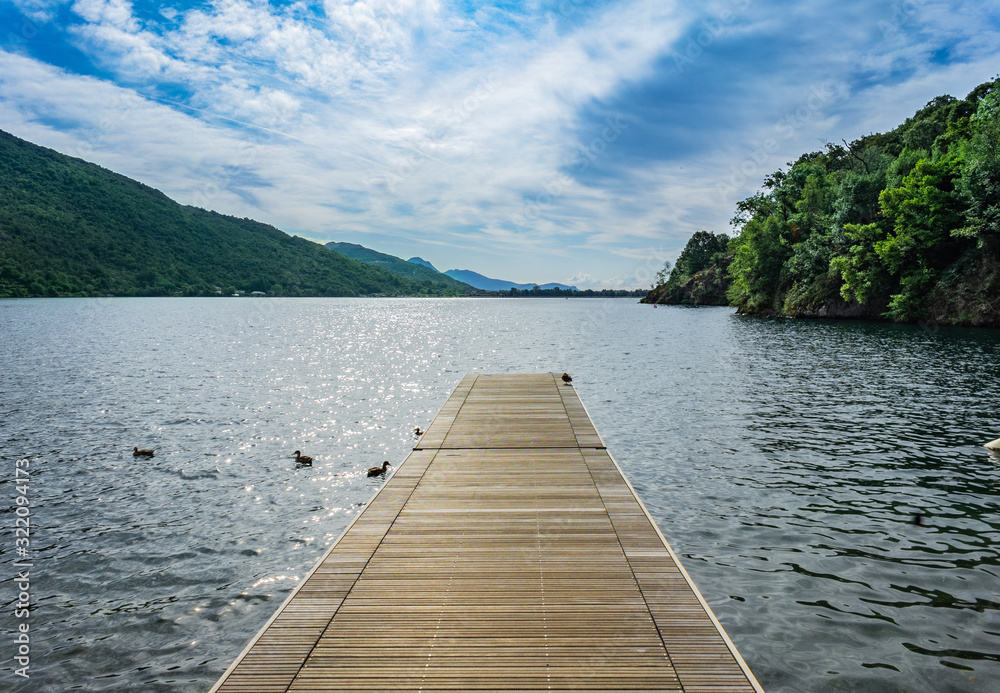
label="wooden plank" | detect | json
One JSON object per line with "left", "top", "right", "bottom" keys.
{"left": 212, "top": 374, "right": 763, "bottom": 693}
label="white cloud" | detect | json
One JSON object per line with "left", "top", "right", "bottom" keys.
{"left": 0, "top": 50, "right": 282, "bottom": 211}
{"left": 3, "top": 0, "right": 1000, "bottom": 285}
{"left": 72, "top": 0, "right": 137, "bottom": 29}
{"left": 10, "top": 0, "right": 63, "bottom": 22}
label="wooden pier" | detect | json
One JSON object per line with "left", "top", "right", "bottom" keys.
{"left": 211, "top": 374, "right": 763, "bottom": 692}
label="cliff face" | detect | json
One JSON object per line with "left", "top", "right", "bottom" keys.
{"left": 643, "top": 247, "right": 1000, "bottom": 327}
{"left": 749, "top": 296, "right": 888, "bottom": 321}
{"left": 734, "top": 248, "right": 1000, "bottom": 327}
{"left": 923, "top": 249, "right": 1000, "bottom": 327}
{"left": 642, "top": 263, "right": 731, "bottom": 306}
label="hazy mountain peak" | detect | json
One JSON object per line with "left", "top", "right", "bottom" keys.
{"left": 407, "top": 257, "right": 438, "bottom": 271}
{"left": 443, "top": 269, "right": 577, "bottom": 292}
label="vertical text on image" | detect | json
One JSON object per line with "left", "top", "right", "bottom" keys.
{"left": 12, "top": 458, "right": 32, "bottom": 679}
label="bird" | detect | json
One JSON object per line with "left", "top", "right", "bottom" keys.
{"left": 561, "top": 373, "right": 573, "bottom": 385}
{"left": 367, "top": 461, "right": 391, "bottom": 477}
{"left": 293, "top": 450, "right": 312, "bottom": 465}
{"left": 414, "top": 427, "right": 423, "bottom": 436}
{"left": 133, "top": 446, "right": 154, "bottom": 457}
{"left": 985, "top": 437, "right": 1000, "bottom": 452}
{"left": 912, "top": 513, "right": 925, "bottom": 526}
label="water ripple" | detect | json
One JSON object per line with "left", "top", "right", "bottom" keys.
{"left": 1, "top": 298, "right": 999, "bottom": 692}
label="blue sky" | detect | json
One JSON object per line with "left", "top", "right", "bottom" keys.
{"left": 2, "top": 0, "right": 999, "bottom": 288}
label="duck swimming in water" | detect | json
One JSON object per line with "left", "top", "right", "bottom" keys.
{"left": 367, "top": 461, "right": 391, "bottom": 477}
{"left": 293, "top": 451, "right": 313, "bottom": 465}
{"left": 414, "top": 427, "right": 423, "bottom": 436}
{"left": 133, "top": 447, "right": 154, "bottom": 457}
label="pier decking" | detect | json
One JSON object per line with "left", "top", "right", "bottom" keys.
{"left": 211, "top": 373, "right": 762, "bottom": 692}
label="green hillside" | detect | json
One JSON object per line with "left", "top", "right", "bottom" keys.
{"left": 0, "top": 129, "right": 460, "bottom": 298}
{"left": 645, "top": 78, "right": 1000, "bottom": 327}
{"left": 325, "top": 242, "right": 476, "bottom": 292}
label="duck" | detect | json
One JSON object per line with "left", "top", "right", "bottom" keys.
{"left": 293, "top": 450, "right": 313, "bottom": 465}
{"left": 561, "top": 372, "right": 573, "bottom": 385}
{"left": 986, "top": 438, "right": 1000, "bottom": 452}
{"left": 414, "top": 427, "right": 424, "bottom": 436}
{"left": 133, "top": 446, "right": 154, "bottom": 457}
{"left": 367, "top": 461, "right": 391, "bottom": 477}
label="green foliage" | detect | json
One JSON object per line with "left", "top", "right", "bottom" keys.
{"left": 727, "top": 214, "right": 790, "bottom": 311}
{"left": 717, "top": 78, "right": 1000, "bottom": 325}
{"left": 0, "top": 129, "right": 466, "bottom": 298}
{"left": 646, "top": 231, "right": 731, "bottom": 305}
{"left": 653, "top": 261, "right": 672, "bottom": 288}
{"left": 878, "top": 156, "right": 964, "bottom": 269}
{"left": 673, "top": 230, "right": 730, "bottom": 278}
{"left": 958, "top": 82, "right": 1000, "bottom": 242}
{"left": 831, "top": 222, "right": 891, "bottom": 304}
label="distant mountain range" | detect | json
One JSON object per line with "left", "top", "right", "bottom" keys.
{"left": 326, "top": 243, "right": 473, "bottom": 292}
{"left": 439, "top": 268, "right": 578, "bottom": 292}
{"left": 340, "top": 250, "right": 579, "bottom": 292}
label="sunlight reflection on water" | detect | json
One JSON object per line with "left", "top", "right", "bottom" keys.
{"left": 1, "top": 297, "right": 998, "bottom": 693}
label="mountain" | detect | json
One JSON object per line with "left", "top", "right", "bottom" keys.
{"left": 443, "top": 269, "right": 578, "bottom": 292}
{"left": 325, "top": 243, "right": 473, "bottom": 292}
{"left": 407, "top": 257, "right": 437, "bottom": 271}
{"left": 0, "top": 129, "right": 461, "bottom": 298}
{"left": 337, "top": 249, "right": 579, "bottom": 293}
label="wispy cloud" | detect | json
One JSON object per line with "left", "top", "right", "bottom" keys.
{"left": 2, "top": 0, "right": 999, "bottom": 287}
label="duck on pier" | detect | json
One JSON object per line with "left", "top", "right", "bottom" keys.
{"left": 133, "top": 447, "right": 154, "bottom": 457}
{"left": 293, "top": 451, "right": 313, "bottom": 465}
{"left": 367, "top": 461, "right": 391, "bottom": 477}
{"left": 561, "top": 373, "right": 573, "bottom": 385}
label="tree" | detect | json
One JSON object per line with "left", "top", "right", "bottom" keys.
{"left": 958, "top": 85, "right": 1000, "bottom": 242}
{"left": 673, "top": 231, "right": 730, "bottom": 278}
{"left": 875, "top": 154, "right": 965, "bottom": 319}
{"left": 728, "top": 215, "right": 790, "bottom": 311}
{"left": 653, "top": 260, "right": 672, "bottom": 288}
{"left": 830, "top": 222, "right": 891, "bottom": 305}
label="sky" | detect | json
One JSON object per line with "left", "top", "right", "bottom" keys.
{"left": 1, "top": 1, "right": 999, "bottom": 288}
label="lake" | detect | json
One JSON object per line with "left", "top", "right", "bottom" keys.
{"left": 1, "top": 297, "right": 998, "bottom": 692}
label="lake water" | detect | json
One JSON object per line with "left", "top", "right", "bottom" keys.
{"left": 1, "top": 297, "right": 998, "bottom": 693}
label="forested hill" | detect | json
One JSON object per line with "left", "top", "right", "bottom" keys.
{"left": 0, "top": 129, "right": 461, "bottom": 298}
{"left": 645, "top": 78, "right": 1000, "bottom": 328}
{"left": 325, "top": 242, "right": 475, "bottom": 292}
